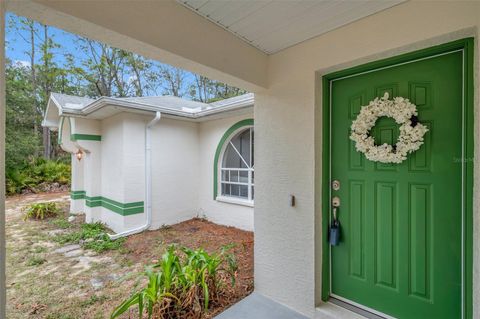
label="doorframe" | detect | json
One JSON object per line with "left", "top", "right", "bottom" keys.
{"left": 321, "top": 38, "right": 474, "bottom": 318}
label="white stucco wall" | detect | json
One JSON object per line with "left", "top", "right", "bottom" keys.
{"left": 98, "top": 113, "right": 146, "bottom": 232}
{"left": 70, "top": 153, "right": 84, "bottom": 214}
{"left": 68, "top": 109, "right": 255, "bottom": 233}
{"left": 101, "top": 114, "right": 126, "bottom": 204}
{"left": 254, "top": 1, "right": 480, "bottom": 318}
{"left": 198, "top": 114, "right": 254, "bottom": 231}
{"left": 149, "top": 118, "right": 200, "bottom": 228}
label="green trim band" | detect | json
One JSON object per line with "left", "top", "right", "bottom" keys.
{"left": 70, "top": 190, "right": 86, "bottom": 200}
{"left": 71, "top": 191, "right": 144, "bottom": 216}
{"left": 213, "top": 119, "right": 254, "bottom": 199}
{"left": 71, "top": 134, "right": 102, "bottom": 141}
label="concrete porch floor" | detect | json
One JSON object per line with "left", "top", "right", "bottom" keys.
{"left": 215, "top": 293, "right": 309, "bottom": 319}
{"left": 215, "top": 292, "right": 371, "bottom": 319}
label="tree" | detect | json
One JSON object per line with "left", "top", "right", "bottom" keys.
{"left": 5, "top": 12, "right": 248, "bottom": 169}
{"left": 67, "top": 37, "right": 160, "bottom": 98}
{"left": 159, "top": 65, "right": 186, "bottom": 97}
{"left": 189, "top": 75, "right": 246, "bottom": 103}
{"left": 5, "top": 59, "right": 40, "bottom": 171}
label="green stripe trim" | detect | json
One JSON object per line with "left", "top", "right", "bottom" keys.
{"left": 70, "top": 190, "right": 86, "bottom": 200}
{"left": 72, "top": 191, "right": 144, "bottom": 216}
{"left": 213, "top": 119, "right": 254, "bottom": 199}
{"left": 71, "top": 134, "right": 102, "bottom": 141}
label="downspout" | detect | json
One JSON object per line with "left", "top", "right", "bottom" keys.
{"left": 108, "top": 111, "right": 161, "bottom": 239}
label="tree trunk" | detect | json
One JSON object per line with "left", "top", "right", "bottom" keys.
{"left": 42, "top": 25, "right": 51, "bottom": 159}
{"left": 28, "top": 22, "right": 39, "bottom": 149}
{"left": 42, "top": 126, "right": 51, "bottom": 159}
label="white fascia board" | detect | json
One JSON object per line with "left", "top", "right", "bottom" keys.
{"left": 60, "top": 95, "right": 255, "bottom": 121}
{"left": 41, "top": 95, "right": 63, "bottom": 127}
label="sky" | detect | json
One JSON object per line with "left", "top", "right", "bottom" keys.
{"left": 6, "top": 12, "right": 81, "bottom": 67}
{"left": 5, "top": 12, "right": 202, "bottom": 99}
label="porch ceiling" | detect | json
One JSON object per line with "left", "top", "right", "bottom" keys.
{"left": 177, "top": 0, "right": 405, "bottom": 54}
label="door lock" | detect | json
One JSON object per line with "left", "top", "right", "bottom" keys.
{"left": 332, "top": 180, "right": 340, "bottom": 191}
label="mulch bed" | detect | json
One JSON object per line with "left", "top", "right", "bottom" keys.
{"left": 122, "top": 218, "right": 254, "bottom": 318}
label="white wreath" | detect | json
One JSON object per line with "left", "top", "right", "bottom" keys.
{"left": 350, "top": 93, "right": 428, "bottom": 164}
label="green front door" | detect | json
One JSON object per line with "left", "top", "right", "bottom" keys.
{"left": 329, "top": 49, "right": 464, "bottom": 318}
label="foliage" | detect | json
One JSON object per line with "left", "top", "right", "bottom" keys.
{"left": 5, "top": 12, "right": 247, "bottom": 193}
{"left": 6, "top": 157, "right": 70, "bottom": 195}
{"left": 50, "top": 217, "right": 73, "bottom": 229}
{"left": 23, "top": 202, "right": 61, "bottom": 221}
{"left": 26, "top": 255, "right": 47, "bottom": 266}
{"left": 54, "top": 222, "right": 125, "bottom": 253}
{"left": 111, "top": 244, "right": 238, "bottom": 319}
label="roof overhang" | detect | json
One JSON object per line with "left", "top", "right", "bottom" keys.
{"left": 44, "top": 93, "right": 254, "bottom": 124}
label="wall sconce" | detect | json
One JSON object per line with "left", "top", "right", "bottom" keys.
{"left": 75, "top": 149, "right": 84, "bottom": 161}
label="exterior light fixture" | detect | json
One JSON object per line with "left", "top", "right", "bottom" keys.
{"left": 75, "top": 149, "right": 84, "bottom": 161}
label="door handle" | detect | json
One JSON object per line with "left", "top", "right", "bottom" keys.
{"left": 329, "top": 196, "right": 341, "bottom": 246}
{"left": 332, "top": 196, "right": 340, "bottom": 222}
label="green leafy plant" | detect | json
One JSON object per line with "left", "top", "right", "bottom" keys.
{"left": 26, "top": 255, "right": 47, "bottom": 266}
{"left": 111, "top": 244, "right": 238, "bottom": 319}
{"left": 6, "top": 158, "right": 70, "bottom": 195}
{"left": 54, "top": 222, "right": 125, "bottom": 253}
{"left": 50, "top": 218, "right": 73, "bottom": 229}
{"left": 23, "top": 202, "right": 61, "bottom": 221}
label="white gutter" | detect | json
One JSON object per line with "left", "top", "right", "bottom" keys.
{"left": 108, "top": 111, "right": 161, "bottom": 240}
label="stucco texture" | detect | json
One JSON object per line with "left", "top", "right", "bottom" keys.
{"left": 254, "top": 1, "right": 480, "bottom": 317}
{"left": 66, "top": 110, "right": 254, "bottom": 233}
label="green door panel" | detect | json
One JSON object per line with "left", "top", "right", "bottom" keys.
{"left": 330, "top": 51, "right": 463, "bottom": 319}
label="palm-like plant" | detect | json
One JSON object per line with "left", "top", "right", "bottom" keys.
{"left": 111, "top": 244, "right": 238, "bottom": 319}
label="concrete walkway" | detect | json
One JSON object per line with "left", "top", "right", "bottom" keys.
{"left": 216, "top": 293, "right": 308, "bottom": 319}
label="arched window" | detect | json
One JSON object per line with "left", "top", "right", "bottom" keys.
{"left": 219, "top": 126, "right": 254, "bottom": 202}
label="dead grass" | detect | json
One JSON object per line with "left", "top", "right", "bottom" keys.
{"left": 6, "top": 192, "right": 254, "bottom": 319}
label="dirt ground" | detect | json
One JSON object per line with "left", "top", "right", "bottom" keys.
{"left": 6, "top": 192, "right": 254, "bottom": 319}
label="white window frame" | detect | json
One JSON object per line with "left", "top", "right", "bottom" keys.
{"left": 216, "top": 126, "right": 254, "bottom": 207}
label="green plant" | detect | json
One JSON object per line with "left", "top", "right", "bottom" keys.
{"left": 111, "top": 244, "right": 238, "bottom": 319}
{"left": 80, "top": 294, "right": 108, "bottom": 307}
{"left": 6, "top": 158, "right": 71, "bottom": 195}
{"left": 50, "top": 218, "right": 73, "bottom": 229}
{"left": 23, "top": 202, "right": 61, "bottom": 221}
{"left": 26, "top": 255, "right": 47, "bottom": 266}
{"left": 54, "top": 222, "right": 125, "bottom": 253}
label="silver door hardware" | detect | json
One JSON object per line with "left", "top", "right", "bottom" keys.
{"left": 332, "top": 196, "right": 340, "bottom": 222}
{"left": 332, "top": 180, "right": 340, "bottom": 191}
{"left": 332, "top": 196, "right": 340, "bottom": 208}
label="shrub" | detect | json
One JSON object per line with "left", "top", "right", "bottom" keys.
{"left": 23, "top": 202, "right": 61, "bottom": 221}
{"left": 111, "top": 244, "right": 238, "bottom": 319}
{"left": 6, "top": 157, "right": 71, "bottom": 195}
{"left": 54, "top": 222, "right": 125, "bottom": 253}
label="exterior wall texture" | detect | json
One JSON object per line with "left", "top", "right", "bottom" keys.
{"left": 198, "top": 114, "right": 254, "bottom": 231}
{"left": 150, "top": 118, "right": 200, "bottom": 228}
{"left": 254, "top": 1, "right": 480, "bottom": 318}
{"left": 67, "top": 111, "right": 254, "bottom": 233}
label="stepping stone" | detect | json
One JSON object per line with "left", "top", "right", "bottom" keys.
{"left": 64, "top": 249, "right": 83, "bottom": 258}
{"left": 54, "top": 244, "right": 81, "bottom": 254}
{"left": 90, "top": 278, "right": 104, "bottom": 290}
{"left": 48, "top": 229, "right": 67, "bottom": 236}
